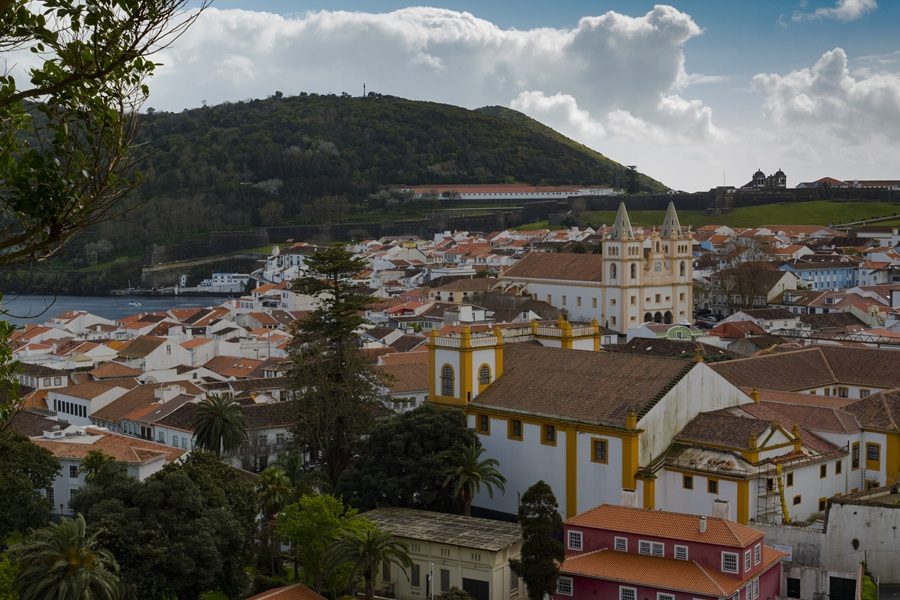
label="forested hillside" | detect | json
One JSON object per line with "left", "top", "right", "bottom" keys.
{"left": 84, "top": 93, "right": 664, "bottom": 258}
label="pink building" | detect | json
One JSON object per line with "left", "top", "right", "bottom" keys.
{"left": 554, "top": 505, "right": 785, "bottom": 600}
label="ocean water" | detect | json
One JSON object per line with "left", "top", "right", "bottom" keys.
{"left": 0, "top": 295, "right": 233, "bottom": 327}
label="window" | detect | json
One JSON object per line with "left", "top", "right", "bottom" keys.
{"left": 68, "top": 488, "right": 78, "bottom": 508}
{"left": 172, "top": 435, "right": 179, "bottom": 448}
{"left": 619, "top": 587, "right": 636, "bottom": 600}
{"left": 638, "top": 540, "right": 651, "bottom": 555}
{"left": 610, "top": 264, "right": 617, "bottom": 279}
{"left": 835, "top": 460, "right": 842, "bottom": 474}
{"left": 866, "top": 442, "right": 881, "bottom": 468}
{"left": 679, "top": 292, "right": 685, "bottom": 302}
{"left": 722, "top": 552, "right": 738, "bottom": 573}
{"left": 68, "top": 466, "right": 78, "bottom": 478}
{"left": 592, "top": 438, "right": 608, "bottom": 464}
{"left": 680, "top": 261, "right": 686, "bottom": 277}
{"left": 860, "top": 389, "right": 870, "bottom": 399}
{"left": 561, "top": 295, "right": 567, "bottom": 306}
{"left": 818, "top": 497, "right": 827, "bottom": 511}
{"left": 674, "top": 545, "right": 688, "bottom": 560}
{"left": 592, "top": 298, "right": 597, "bottom": 308}
{"left": 440, "top": 568, "right": 450, "bottom": 592}
{"left": 567, "top": 530, "right": 583, "bottom": 551}
{"left": 411, "top": 564, "right": 421, "bottom": 588}
{"left": 510, "top": 570, "right": 518, "bottom": 592}
{"left": 793, "top": 495, "right": 802, "bottom": 506}
{"left": 614, "top": 537, "right": 628, "bottom": 552}
{"left": 477, "top": 414, "right": 490, "bottom": 434}
{"left": 382, "top": 560, "right": 390, "bottom": 582}
{"left": 440, "top": 364, "right": 454, "bottom": 397}
{"left": 751, "top": 577, "right": 760, "bottom": 600}
{"left": 820, "top": 464, "right": 827, "bottom": 478}
{"left": 630, "top": 263, "right": 637, "bottom": 279}
{"left": 837, "top": 386, "right": 849, "bottom": 398}
{"left": 744, "top": 549, "right": 752, "bottom": 571}
{"left": 639, "top": 541, "right": 664, "bottom": 556}
{"left": 658, "top": 594, "right": 675, "bottom": 600}
{"left": 824, "top": 388, "right": 831, "bottom": 397}
{"left": 53, "top": 376, "right": 61, "bottom": 386}
{"left": 787, "top": 577, "right": 801, "bottom": 598}
{"left": 852, "top": 442, "right": 860, "bottom": 469}
{"left": 478, "top": 364, "right": 491, "bottom": 386}
{"left": 630, "top": 295, "right": 636, "bottom": 305}
{"left": 508, "top": 419, "right": 523, "bottom": 440}
{"left": 708, "top": 478, "right": 718, "bottom": 494}
{"left": 576, "top": 296, "right": 582, "bottom": 307}
{"left": 157, "top": 431, "right": 165, "bottom": 443}
{"left": 754, "top": 543, "right": 761, "bottom": 566}
{"left": 181, "top": 438, "right": 188, "bottom": 450}
{"left": 542, "top": 424, "right": 556, "bottom": 445}
{"left": 655, "top": 294, "right": 662, "bottom": 303}
{"left": 786, "top": 472, "right": 794, "bottom": 487}
{"left": 683, "top": 474, "right": 693, "bottom": 490}
{"left": 46, "top": 487, "right": 54, "bottom": 505}
{"left": 557, "top": 577, "right": 574, "bottom": 597}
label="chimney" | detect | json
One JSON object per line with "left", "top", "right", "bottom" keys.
{"left": 620, "top": 489, "right": 638, "bottom": 508}
{"left": 699, "top": 515, "right": 708, "bottom": 534}
{"left": 712, "top": 499, "right": 730, "bottom": 520}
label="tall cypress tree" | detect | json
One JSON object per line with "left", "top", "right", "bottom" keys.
{"left": 510, "top": 481, "right": 564, "bottom": 600}
{"left": 289, "top": 246, "right": 386, "bottom": 487}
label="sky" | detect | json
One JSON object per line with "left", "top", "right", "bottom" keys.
{"left": 145, "top": 0, "right": 900, "bottom": 191}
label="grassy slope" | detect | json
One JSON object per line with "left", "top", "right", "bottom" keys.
{"left": 580, "top": 201, "right": 900, "bottom": 229}
{"left": 476, "top": 106, "right": 667, "bottom": 193}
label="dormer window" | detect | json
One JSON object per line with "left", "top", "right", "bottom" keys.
{"left": 722, "top": 551, "right": 739, "bottom": 573}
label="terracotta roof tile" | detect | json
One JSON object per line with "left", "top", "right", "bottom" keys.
{"left": 246, "top": 584, "right": 326, "bottom": 600}
{"left": 503, "top": 252, "right": 604, "bottom": 282}
{"left": 844, "top": 389, "right": 900, "bottom": 432}
{"left": 31, "top": 428, "right": 185, "bottom": 464}
{"left": 567, "top": 505, "right": 761, "bottom": 548}
{"left": 469, "top": 345, "right": 692, "bottom": 428}
{"left": 560, "top": 548, "right": 785, "bottom": 597}
{"left": 675, "top": 413, "right": 771, "bottom": 450}
{"left": 88, "top": 362, "right": 143, "bottom": 379}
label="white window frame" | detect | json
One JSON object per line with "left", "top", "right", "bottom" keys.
{"left": 722, "top": 551, "right": 739, "bottom": 574}
{"left": 638, "top": 540, "right": 652, "bottom": 555}
{"left": 557, "top": 576, "right": 574, "bottom": 597}
{"left": 674, "top": 544, "right": 689, "bottom": 560}
{"left": 751, "top": 577, "right": 760, "bottom": 600}
{"left": 754, "top": 543, "right": 761, "bottom": 566}
{"left": 619, "top": 586, "right": 637, "bottom": 600}
{"left": 614, "top": 536, "right": 628, "bottom": 552}
{"left": 745, "top": 549, "right": 752, "bottom": 571}
{"left": 651, "top": 542, "right": 664, "bottom": 557}
{"left": 657, "top": 594, "right": 675, "bottom": 600}
{"left": 567, "top": 530, "right": 583, "bottom": 551}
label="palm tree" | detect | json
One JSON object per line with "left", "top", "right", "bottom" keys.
{"left": 256, "top": 466, "right": 294, "bottom": 575}
{"left": 443, "top": 443, "right": 507, "bottom": 516}
{"left": 14, "top": 514, "right": 124, "bottom": 600}
{"left": 192, "top": 393, "right": 246, "bottom": 456}
{"left": 327, "top": 525, "right": 413, "bottom": 600}
{"left": 81, "top": 450, "right": 112, "bottom": 483}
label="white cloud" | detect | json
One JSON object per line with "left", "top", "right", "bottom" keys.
{"left": 752, "top": 47, "right": 900, "bottom": 142}
{"left": 792, "top": 0, "right": 877, "bottom": 22}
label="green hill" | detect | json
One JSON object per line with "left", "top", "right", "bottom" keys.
{"left": 87, "top": 93, "right": 666, "bottom": 256}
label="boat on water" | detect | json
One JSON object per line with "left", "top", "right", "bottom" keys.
{"left": 127, "top": 300, "right": 143, "bottom": 307}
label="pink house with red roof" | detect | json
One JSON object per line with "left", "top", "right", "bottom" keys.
{"left": 554, "top": 505, "right": 785, "bottom": 600}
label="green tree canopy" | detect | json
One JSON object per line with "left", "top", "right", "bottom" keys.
{"left": 81, "top": 450, "right": 113, "bottom": 483}
{"left": 289, "top": 245, "right": 385, "bottom": 486}
{"left": 13, "top": 514, "right": 124, "bottom": 600}
{"left": 276, "top": 494, "right": 366, "bottom": 594}
{"left": 0, "top": 433, "right": 59, "bottom": 539}
{"left": 192, "top": 393, "right": 247, "bottom": 456}
{"left": 71, "top": 454, "right": 256, "bottom": 599}
{"left": 443, "top": 442, "right": 506, "bottom": 516}
{"left": 0, "top": 0, "right": 207, "bottom": 265}
{"left": 338, "top": 404, "right": 479, "bottom": 512}
{"left": 326, "top": 523, "right": 412, "bottom": 600}
{"left": 510, "top": 481, "right": 564, "bottom": 600}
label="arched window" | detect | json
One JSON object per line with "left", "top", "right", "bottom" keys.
{"left": 644, "top": 312, "right": 653, "bottom": 323}
{"left": 679, "top": 261, "right": 686, "bottom": 277}
{"left": 656, "top": 241, "right": 661, "bottom": 253}
{"left": 630, "top": 263, "right": 637, "bottom": 279}
{"left": 441, "top": 365, "right": 454, "bottom": 397}
{"left": 610, "top": 264, "right": 617, "bottom": 279}
{"left": 664, "top": 311, "right": 673, "bottom": 324}
{"left": 654, "top": 312, "right": 663, "bottom": 323}
{"left": 478, "top": 364, "right": 491, "bottom": 386}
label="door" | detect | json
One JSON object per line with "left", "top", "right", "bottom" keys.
{"left": 830, "top": 576, "right": 857, "bottom": 600}
{"left": 462, "top": 577, "right": 490, "bottom": 600}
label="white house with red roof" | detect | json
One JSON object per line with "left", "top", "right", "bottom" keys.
{"left": 554, "top": 504, "right": 785, "bottom": 600}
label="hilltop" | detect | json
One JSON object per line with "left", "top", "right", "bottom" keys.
{"left": 86, "top": 93, "right": 665, "bottom": 255}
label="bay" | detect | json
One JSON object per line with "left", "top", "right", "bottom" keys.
{"left": 0, "top": 295, "right": 233, "bottom": 327}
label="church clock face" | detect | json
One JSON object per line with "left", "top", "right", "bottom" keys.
{"left": 654, "top": 261, "right": 662, "bottom": 272}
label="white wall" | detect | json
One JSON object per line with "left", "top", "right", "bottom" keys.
{"left": 576, "top": 431, "right": 623, "bottom": 512}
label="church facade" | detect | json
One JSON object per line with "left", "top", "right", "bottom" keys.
{"left": 500, "top": 202, "right": 693, "bottom": 333}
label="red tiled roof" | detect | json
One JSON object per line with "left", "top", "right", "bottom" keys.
{"left": 567, "top": 505, "right": 761, "bottom": 548}
{"left": 246, "top": 584, "right": 326, "bottom": 600}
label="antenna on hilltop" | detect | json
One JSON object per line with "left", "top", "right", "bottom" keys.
{"left": 363, "top": 83, "right": 366, "bottom": 98}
